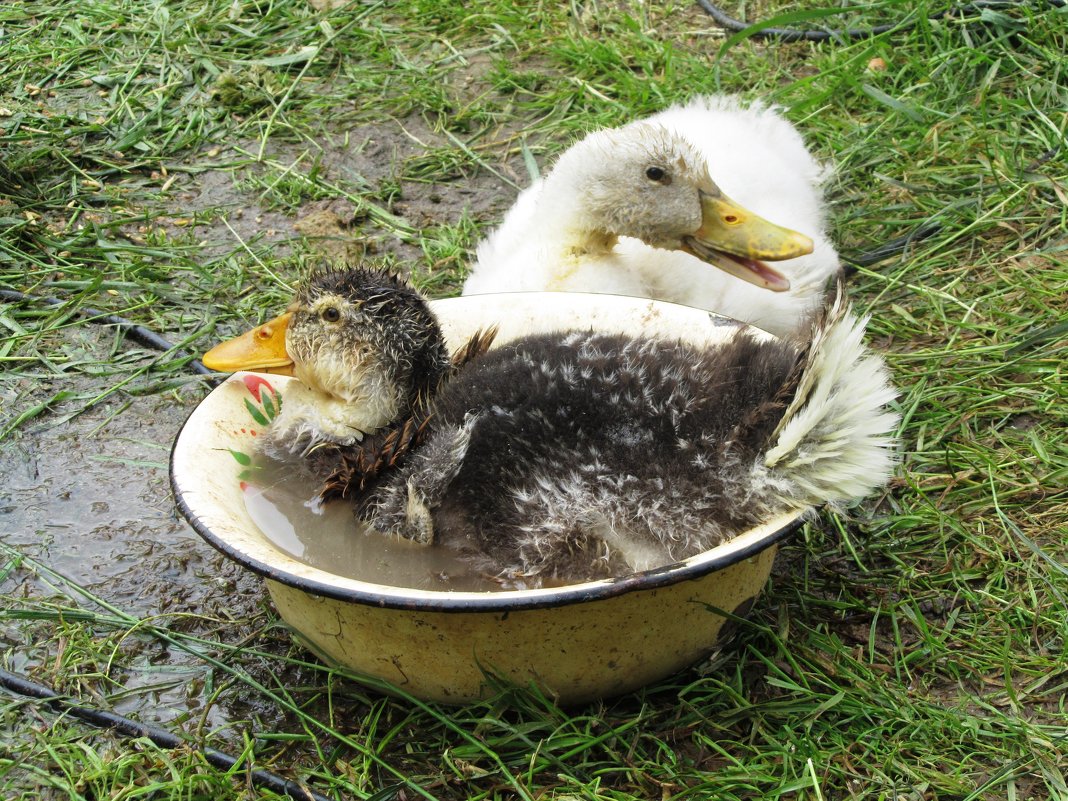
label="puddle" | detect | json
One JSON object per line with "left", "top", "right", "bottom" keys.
{"left": 0, "top": 372, "right": 287, "bottom": 736}
{"left": 0, "top": 394, "right": 236, "bottom": 609}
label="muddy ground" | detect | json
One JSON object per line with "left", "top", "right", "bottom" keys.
{"left": 0, "top": 114, "right": 526, "bottom": 746}
{"left": 154, "top": 114, "right": 522, "bottom": 275}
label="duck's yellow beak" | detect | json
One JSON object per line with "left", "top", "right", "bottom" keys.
{"left": 683, "top": 190, "right": 814, "bottom": 293}
{"left": 202, "top": 312, "right": 296, "bottom": 376}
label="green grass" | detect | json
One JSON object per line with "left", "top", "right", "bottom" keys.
{"left": 2, "top": 0, "right": 1067, "bottom": 799}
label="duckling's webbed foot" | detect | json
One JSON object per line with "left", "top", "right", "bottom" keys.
{"left": 361, "top": 416, "right": 479, "bottom": 546}
{"left": 364, "top": 478, "right": 435, "bottom": 544}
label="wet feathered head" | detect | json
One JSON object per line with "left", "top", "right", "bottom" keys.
{"left": 204, "top": 267, "right": 450, "bottom": 408}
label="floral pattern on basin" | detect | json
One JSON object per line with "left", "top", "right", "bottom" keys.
{"left": 227, "top": 374, "right": 282, "bottom": 483}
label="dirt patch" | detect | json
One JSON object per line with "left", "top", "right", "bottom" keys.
{"left": 139, "top": 114, "right": 523, "bottom": 280}
{"left": 153, "top": 165, "right": 297, "bottom": 261}
{"left": 293, "top": 201, "right": 366, "bottom": 261}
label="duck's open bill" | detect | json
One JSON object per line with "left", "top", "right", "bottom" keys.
{"left": 683, "top": 190, "right": 815, "bottom": 293}
{"left": 202, "top": 312, "right": 295, "bottom": 376}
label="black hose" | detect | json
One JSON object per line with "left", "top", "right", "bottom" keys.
{"left": 0, "top": 287, "right": 215, "bottom": 378}
{"left": 0, "top": 667, "right": 333, "bottom": 801}
{"left": 843, "top": 221, "right": 944, "bottom": 269}
{"left": 696, "top": 0, "right": 904, "bottom": 41}
{"left": 696, "top": 0, "right": 1066, "bottom": 42}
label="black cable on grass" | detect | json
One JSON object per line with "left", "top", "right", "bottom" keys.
{"left": 0, "top": 668, "right": 332, "bottom": 801}
{"left": 696, "top": 0, "right": 903, "bottom": 41}
{"left": 0, "top": 287, "right": 216, "bottom": 380}
{"left": 842, "top": 221, "right": 944, "bottom": 271}
{"left": 696, "top": 0, "right": 1067, "bottom": 42}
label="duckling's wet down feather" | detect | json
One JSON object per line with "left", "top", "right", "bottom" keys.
{"left": 204, "top": 268, "right": 899, "bottom": 587}
{"left": 364, "top": 329, "right": 804, "bottom": 580}
{"left": 363, "top": 288, "right": 896, "bottom": 584}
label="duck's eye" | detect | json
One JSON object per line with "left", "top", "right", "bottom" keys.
{"left": 321, "top": 306, "right": 341, "bottom": 323}
{"left": 645, "top": 166, "right": 669, "bottom": 183}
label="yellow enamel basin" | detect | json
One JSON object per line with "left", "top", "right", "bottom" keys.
{"left": 171, "top": 292, "right": 803, "bottom": 705}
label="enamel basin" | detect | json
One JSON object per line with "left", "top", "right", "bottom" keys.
{"left": 171, "top": 292, "right": 802, "bottom": 704}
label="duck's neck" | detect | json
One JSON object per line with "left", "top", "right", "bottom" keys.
{"left": 563, "top": 229, "right": 619, "bottom": 257}
{"left": 262, "top": 380, "right": 400, "bottom": 460}
{"left": 536, "top": 172, "right": 620, "bottom": 289}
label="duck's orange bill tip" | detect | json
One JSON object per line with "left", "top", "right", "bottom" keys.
{"left": 202, "top": 311, "right": 295, "bottom": 374}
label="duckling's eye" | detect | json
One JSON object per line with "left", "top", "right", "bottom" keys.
{"left": 321, "top": 306, "right": 341, "bottom": 323}
{"left": 645, "top": 166, "right": 669, "bottom": 184}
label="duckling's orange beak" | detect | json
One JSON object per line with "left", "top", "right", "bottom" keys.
{"left": 682, "top": 190, "right": 814, "bottom": 293}
{"left": 202, "top": 312, "right": 295, "bottom": 375}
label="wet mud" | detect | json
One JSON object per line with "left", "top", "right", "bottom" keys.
{"left": 155, "top": 114, "right": 522, "bottom": 273}
{"left": 0, "top": 361, "right": 274, "bottom": 727}
{"left": 0, "top": 113, "right": 524, "bottom": 747}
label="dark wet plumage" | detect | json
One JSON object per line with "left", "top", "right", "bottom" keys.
{"left": 251, "top": 267, "right": 897, "bottom": 587}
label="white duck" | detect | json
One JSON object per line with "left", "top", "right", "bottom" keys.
{"left": 463, "top": 95, "right": 839, "bottom": 338}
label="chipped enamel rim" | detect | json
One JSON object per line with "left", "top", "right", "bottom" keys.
{"left": 171, "top": 291, "right": 805, "bottom": 613}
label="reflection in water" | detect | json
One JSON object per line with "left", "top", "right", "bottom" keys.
{"left": 242, "top": 459, "right": 495, "bottom": 592}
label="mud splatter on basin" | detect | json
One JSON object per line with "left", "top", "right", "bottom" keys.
{"left": 171, "top": 293, "right": 802, "bottom": 705}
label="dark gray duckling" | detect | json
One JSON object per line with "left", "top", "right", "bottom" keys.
{"left": 204, "top": 267, "right": 899, "bottom": 586}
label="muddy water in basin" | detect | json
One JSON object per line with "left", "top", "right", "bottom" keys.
{"left": 242, "top": 459, "right": 495, "bottom": 591}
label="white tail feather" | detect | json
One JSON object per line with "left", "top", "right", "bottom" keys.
{"left": 762, "top": 288, "right": 900, "bottom": 506}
